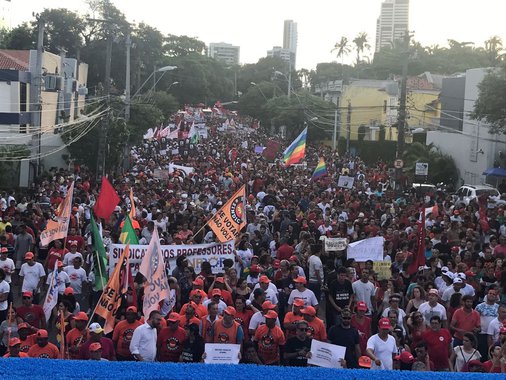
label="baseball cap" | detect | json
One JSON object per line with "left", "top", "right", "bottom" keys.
{"left": 36, "top": 329, "right": 48, "bottom": 338}
{"left": 428, "top": 289, "right": 439, "bottom": 296}
{"left": 259, "top": 275, "right": 270, "bottom": 284}
{"left": 89, "top": 342, "right": 102, "bottom": 352}
{"left": 215, "top": 277, "right": 225, "bottom": 284}
{"left": 464, "top": 270, "right": 475, "bottom": 278}
{"left": 301, "top": 306, "right": 316, "bottom": 316}
{"left": 22, "top": 291, "right": 33, "bottom": 298}
{"left": 293, "top": 299, "right": 305, "bottom": 307}
{"left": 9, "top": 338, "right": 21, "bottom": 347}
{"left": 441, "top": 266, "right": 449, "bottom": 273}
{"left": 289, "top": 255, "right": 299, "bottom": 262}
{"left": 356, "top": 301, "right": 368, "bottom": 311}
{"left": 294, "top": 276, "right": 307, "bottom": 284}
{"left": 17, "top": 323, "right": 29, "bottom": 330}
{"left": 193, "top": 278, "right": 204, "bottom": 287}
{"left": 453, "top": 277, "right": 463, "bottom": 284}
{"left": 395, "top": 351, "right": 414, "bottom": 363}
{"left": 457, "top": 272, "right": 466, "bottom": 280}
{"left": 126, "top": 306, "right": 138, "bottom": 313}
{"left": 451, "top": 246, "right": 459, "bottom": 252}
{"left": 89, "top": 323, "right": 104, "bottom": 334}
{"left": 249, "top": 265, "right": 261, "bottom": 273}
{"left": 264, "top": 310, "right": 278, "bottom": 319}
{"left": 378, "top": 317, "right": 392, "bottom": 330}
{"left": 64, "top": 287, "right": 74, "bottom": 295}
{"left": 70, "top": 240, "right": 78, "bottom": 246}
{"left": 167, "top": 312, "right": 180, "bottom": 322}
{"left": 358, "top": 356, "right": 372, "bottom": 368}
{"left": 211, "top": 288, "right": 222, "bottom": 297}
{"left": 0, "top": 247, "right": 8, "bottom": 254}
{"left": 358, "top": 212, "right": 365, "bottom": 218}
{"left": 24, "top": 252, "right": 34, "bottom": 260}
{"left": 74, "top": 311, "right": 89, "bottom": 321}
{"left": 262, "top": 300, "right": 275, "bottom": 310}
{"left": 224, "top": 306, "right": 236, "bottom": 317}
{"left": 57, "top": 260, "right": 64, "bottom": 268}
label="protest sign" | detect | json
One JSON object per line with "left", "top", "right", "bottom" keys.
{"left": 204, "top": 343, "right": 241, "bottom": 364}
{"left": 374, "top": 261, "right": 392, "bottom": 280}
{"left": 307, "top": 340, "right": 346, "bottom": 369}
{"left": 337, "top": 175, "right": 355, "bottom": 189}
{"left": 324, "top": 237, "right": 348, "bottom": 252}
{"left": 153, "top": 169, "right": 170, "bottom": 180}
{"left": 110, "top": 241, "right": 235, "bottom": 276}
{"left": 347, "top": 237, "right": 385, "bottom": 262}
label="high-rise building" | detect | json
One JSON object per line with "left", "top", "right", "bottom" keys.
{"left": 282, "top": 20, "right": 297, "bottom": 69}
{"left": 0, "top": 0, "right": 12, "bottom": 29}
{"left": 208, "top": 42, "right": 240, "bottom": 66}
{"left": 266, "top": 46, "right": 294, "bottom": 67}
{"left": 375, "top": 0, "right": 409, "bottom": 52}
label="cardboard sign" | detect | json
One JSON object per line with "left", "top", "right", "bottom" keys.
{"left": 324, "top": 237, "right": 348, "bottom": 252}
{"left": 347, "top": 237, "right": 385, "bottom": 262}
{"left": 374, "top": 261, "right": 392, "bottom": 280}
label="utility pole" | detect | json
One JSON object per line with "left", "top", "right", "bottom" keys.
{"left": 346, "top": 101, "right": 351, "bottom": 154}
{"left": 125, "top": 30, "right": 131, "bottom": 122}
{"left": 333, "top": 109, "right": 338, "bottom": 151}
{"left": 287, "top": 59, "right": 292, "bottom": 98}
{"left": 396, "top": 31, "right": 411, "bottom": 191}
{"left": 31, "top": 16, "right": 44, "bottom": 178}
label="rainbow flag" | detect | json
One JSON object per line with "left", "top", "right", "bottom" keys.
{"left": 283, "top": 127, "right": 307, "bottom": 166}
{"left": 311, "top": 158, "right": 328, "bottom": 180}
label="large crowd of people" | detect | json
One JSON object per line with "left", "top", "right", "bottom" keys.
{"left": 0, "top": 108, "right": 505, "bottom": 372}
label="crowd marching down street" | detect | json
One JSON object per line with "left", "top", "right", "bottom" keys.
{"left": 0, "top": 106, "right": 505, "bottom": 372}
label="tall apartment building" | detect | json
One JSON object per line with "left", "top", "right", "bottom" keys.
{"left": 0, "top": 0, "right": 12, "bottom": 29}
{"left": 375, "top": 0, "right": 409, "bottom": 52}
{"left": 282, "top": 20, "right": 297, "bottom": 69}
{"left": 208, "top": 42, "right": 240, "bottom": 66}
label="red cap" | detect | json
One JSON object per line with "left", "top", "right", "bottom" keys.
{"left": 215, "top": 277, "right": 225, "bottom": 284}
{"left": 264, "top": 310, "right": 278, "bottom": 319}
{"left": 167, "top": 312, "right": 180, "bottom": 322}
{"left": 17, "top": 323, "right": 29, "bottom": 330}
{"left": 193, "top": 278, "right": 204, "bottom": 287}
{"left": 273, "top": 259, "right": 281, "bottom": 269}
{"left": 301, "top": 306, "right": 316, "bottom": 316}
{"left": 249, "top": 265, "right": 261, "bottom": 273}
{"left": 262, "top": 301, "right": 275, "bottom": 310}
{"left": 57, "top": 260, "right": 64, "bottom": 268}
{"left": 379, "top": 317, "right": 392, "bottom": 330}
{"left": 0, "top": 247, "right": 8, "bottom": 254}
{"left": 359, "top": 356, "right": 372, "bottom": 368}
{"left": 293, "top": 299, "right": 305, "bottom": 307}
{"left": 224, "top": 306, "right": 236, "bottom": 317}
{"left": 9, "top": 338, "right": 21, "bottom": 347}
{"left": 395, "top": 351, "right": 414, "bottom": 363}
{"left": 64, "top": 287, "right": 74, "bottom": 295}
{"left": 24, "top": 251, "right": 34, "bottom": 260}
{"left": 89, "top": 342, "right": 102, "bottom": 352}
{"left": 36, "top": 329, "right": 48, "bottom": 338}
{"left": 126, "top": 306, "right": 138, "bottom": 313}
{"left": 211, "top": 288, "right": 222, "bottom": 297}
{"left": 294, "top": 276, "right": 307, "bottom": 285}
{"left": 356, "top": 301, "right": 368, "bottom": 311}
{"left": 74, "top": 311, "right": 89, "bottom": 321}
{"left": 22, "top": 291, "right": 33, "bottom": 298}
{"left": 289, "top": 255, "right": 299, "bottom": 262}
{"left": 451, "top": 246, "right": 459, "bottom": 252}
{"left": 259, "top": 275, "right": 270, "bottom": 284}
{"left": 464, "top": 270, "right": 475, "bottom": 278}
{"left": 188, "top": 317, "right": 200, "bottom": 326}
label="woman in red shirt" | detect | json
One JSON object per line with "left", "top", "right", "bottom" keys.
{"left": 234, "top": 296, "right": 253, "bottom": 342}
{"left": 351, "top": 301, "right": 371, "bottom": 355}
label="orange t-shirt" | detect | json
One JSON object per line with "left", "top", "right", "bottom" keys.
{"left": 450, "top": 308, "right": 480, "bottom": 340}
{"left": 27, "top": 342, "right": 60, "bottom": 359}
{"left": 3, "top": 352, "right": 29, "bottom": 358}
{"left": 112, "top": 320, "right": 142, "bottom": 357}
{"left": 66, "top": 328, "right": 89, "bottom": 359}
{"left": 19, "top": 334, "right": 36, "bottom": 353}
{"left": 213, "top": 320, "right": 240, "bottom": 344}
{"left": 201, "top": 316, "right": 220, "bottom": 343}
{"left": 306, "top": 317, "right": 327, "bottom": 341}
{"left": 180, "top": 302, "right": 208, "bottom": 318}
{"left": 283, "top": 312, "right": 304, "bottom": 339}
{"left": 254, "top": 324, "right": 286, "bottom": 364}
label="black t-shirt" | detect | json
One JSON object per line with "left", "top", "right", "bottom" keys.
{"left": 284, "top": 336, "right": 312, "bottom": 367}
{"left": 328, "top": 279, "right": 353, "bottom": 309}
{"left": 180, "top": 338, "right": 205, "bottom": 363}
{"left": 327, "top": 324, "right": 360, "bottom": 368}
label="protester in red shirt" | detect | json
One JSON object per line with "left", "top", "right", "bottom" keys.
{"left": 157, "top": 312, "right": 186, "bottom": 362}
{"left": 16, "top": 291, "right": 45, "bottom": 329}
{"left": 112, "top": 306, "right": 142, "bottom": 361}
{"left": 78, "top": 323, "right": 116, "bottom": 361}
{"left": 449, "top": 295, "right": 480, "bottom": 346}
{"left": 254, "top": 310, "right": 286, "bottom": 365}
{"left": 422, "top": 315, "right": 453, "bottom": 371}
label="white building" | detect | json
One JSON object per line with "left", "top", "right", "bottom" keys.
{"left": 375, "top": 0, "right": 409, "bottom": 52}
{"left": 208, "top": 42, "right": 240, "bottom": 66}
{"left": 426, "top": 68, "right": 505, "bottom": 186}
{"left": 266, "top": 46, "right": 295, "bottom": 69}
{"left": 0, "top": 0, "right": 11, "bottom": 30}
{"left": 283, "top": 20, "right": 297, "bottom": 68}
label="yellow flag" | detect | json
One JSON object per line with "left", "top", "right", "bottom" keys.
{"left": 40, "top": 182, "right": 74, "bottom": 246}
{"left": 207, "top": 185, "right": 247, "bottom": 242}
{"left": 129, "top": 188, "right": 136, "bottom": 219}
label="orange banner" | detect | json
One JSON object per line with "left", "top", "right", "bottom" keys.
{"left": 95, "top": 244, "right": 130, "bottom": 335}
{"left": 208, "top": 185, "right": 247, "bottom": 242}
{"left": 40, "top": 182, "right": 74, "bottom": 246}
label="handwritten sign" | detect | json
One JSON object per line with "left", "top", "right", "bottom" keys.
{"left": 324, "top": 238, "right": 348, "bottom": 252}
{"left": 307, "top": 340, "right": 346, "bottom": 369}
{"left": 337, "top": 175, "right": 355, "bottom": 189}
{"left": 204, "top": 343, "right": 241, "bottom": 364}
{"left": 347, "top": 237, "right": 385, "bottom": 262}
{"left": 374, "top": 261, "right": 392, "bottom": 280}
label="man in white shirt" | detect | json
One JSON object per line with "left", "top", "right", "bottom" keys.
{"left": 487, "top": 304, "right": 506, "bottom": 347}
{"left": 308, "top": 249, "right": 323, "bottom": 303}
{"left": 418, "top": 289, "right": 448, "bottom": 328}
{"left": 63, "top": 242, "right": 83, "bottom": 266}
{"left": 64, "top": 257, "right": 88, "bottom": 306}
{"left": 130, "top": 310, "right": 162, "bottom": 361}
{"left": 249, "top": 276, "right": 278, "bottom": 305}
{"left": 19, "top": 252, "right": 45, "bottom": 297}
{"left": 352, "top": 269, "right": 376, "bottom": 316}
{"left": 366, "top": 317, "right": 397, "bottom": 370}
{"left": 287, "top": 276, "right": 318, "bottom": 309}
{"left": 0, "top": 247, "right": 15, "bottom": 283}
{"left": 47, "top": 260, "right": 70, "bottom": 295}
{"left": 0, "top": 268, "right": 9, "bottom": 321}
{"left": 248, "top": 301, "right": 281, "bottom": 336}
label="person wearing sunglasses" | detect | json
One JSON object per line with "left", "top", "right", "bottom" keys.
{"left": 328, "top": 308, "right": 361, "bottom": 368}
{"left": 283, "top": 320, "right": 312, "bottom": 367}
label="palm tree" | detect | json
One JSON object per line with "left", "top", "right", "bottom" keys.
{"left": 331, "top": 36, "right": 351, "bottom": 63}
{"left": 484, "top": 35, "right": 504, "bottom": 66}
{"left": 352, "top": 32, "right": 371, "bottom": 66}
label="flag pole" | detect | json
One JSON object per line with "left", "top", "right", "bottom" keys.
{"left": 59, "top": 312, "right": 66, "bottom": 359}
{"left": 6, "top": 303, "right": 13, "bottom": 353}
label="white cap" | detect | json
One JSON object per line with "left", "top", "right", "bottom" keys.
{"left": 453, "top": 277, "right": 463, "bottom": 284}
{"left": 358, "top": 212, "right": 365, "bottom": 218}
{"left": 457, "top": 272, "right": 466, "bottom": 280}
{"left": 89, "top": 322, "right": 104, "bottom": 334}
{"left": 441, "top": 266, "right": 449, "bottom": 273}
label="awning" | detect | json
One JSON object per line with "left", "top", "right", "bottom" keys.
{"left": 483, "top": 167, "right": 506, "bottom": 177}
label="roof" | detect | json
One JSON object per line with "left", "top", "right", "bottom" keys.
{"left": 0, "top": 50, "right": 30, "bottom": 71}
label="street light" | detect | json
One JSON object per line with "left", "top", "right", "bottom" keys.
{"left": 273, "top": 69, "right": 291, "bottom": 98}
{"left": 167, "top": 81, "right": 179, "bottom": 91}
{"left": 250, "top": 82, "right": 268, "bottom": 101}
{"left": 132, "top": 65, "right": 177, "bottom": 99}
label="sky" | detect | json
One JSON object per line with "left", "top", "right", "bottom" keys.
{"left": 4, "top": 0, "right": 506, "bottom": 70}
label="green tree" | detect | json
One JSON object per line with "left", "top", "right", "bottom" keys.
{"left": 331, "top": 36, "right": 351, "bottom": 63}
{"left": 352, "top": 32, "right": 371, "bottom": 66}
{"left": 483, "top": 36, "right": 504, "bottom": 66}
{"left": 471, "top": 64, "right": 506, "bottom": 134}
{"left": 164, "top": 34, "right": 206, "bottom": 57}
{"left": 38, "top": 8, "right": 86, "bottom": 56}
{"left": 1, "top": 23, "right": 34, "bottom": 49}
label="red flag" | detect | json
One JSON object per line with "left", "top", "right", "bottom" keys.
{"left": 408, "top": 210, "right": 426, "bottom": 275}
{"left": 478, "top": 195, "right": 490, "bottom": 232}
{"left": 93, "top": 176, "right": 120, "bottom": 220}
{"left": 262, "top": 139, "right": 280, "bottom": 161}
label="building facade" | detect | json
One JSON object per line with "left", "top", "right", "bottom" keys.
{"left": 375, "top": 0, "right": 409, "bottom": 52}
{"left": 208, "top": 42, "right": 240, "bottom": 66}
{"left": 283, "top": 19, "right": 297, "bottom": 69}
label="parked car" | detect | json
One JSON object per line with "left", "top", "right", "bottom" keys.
{"left": 455, "top": 184, "right": 503, "bottom": 206}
